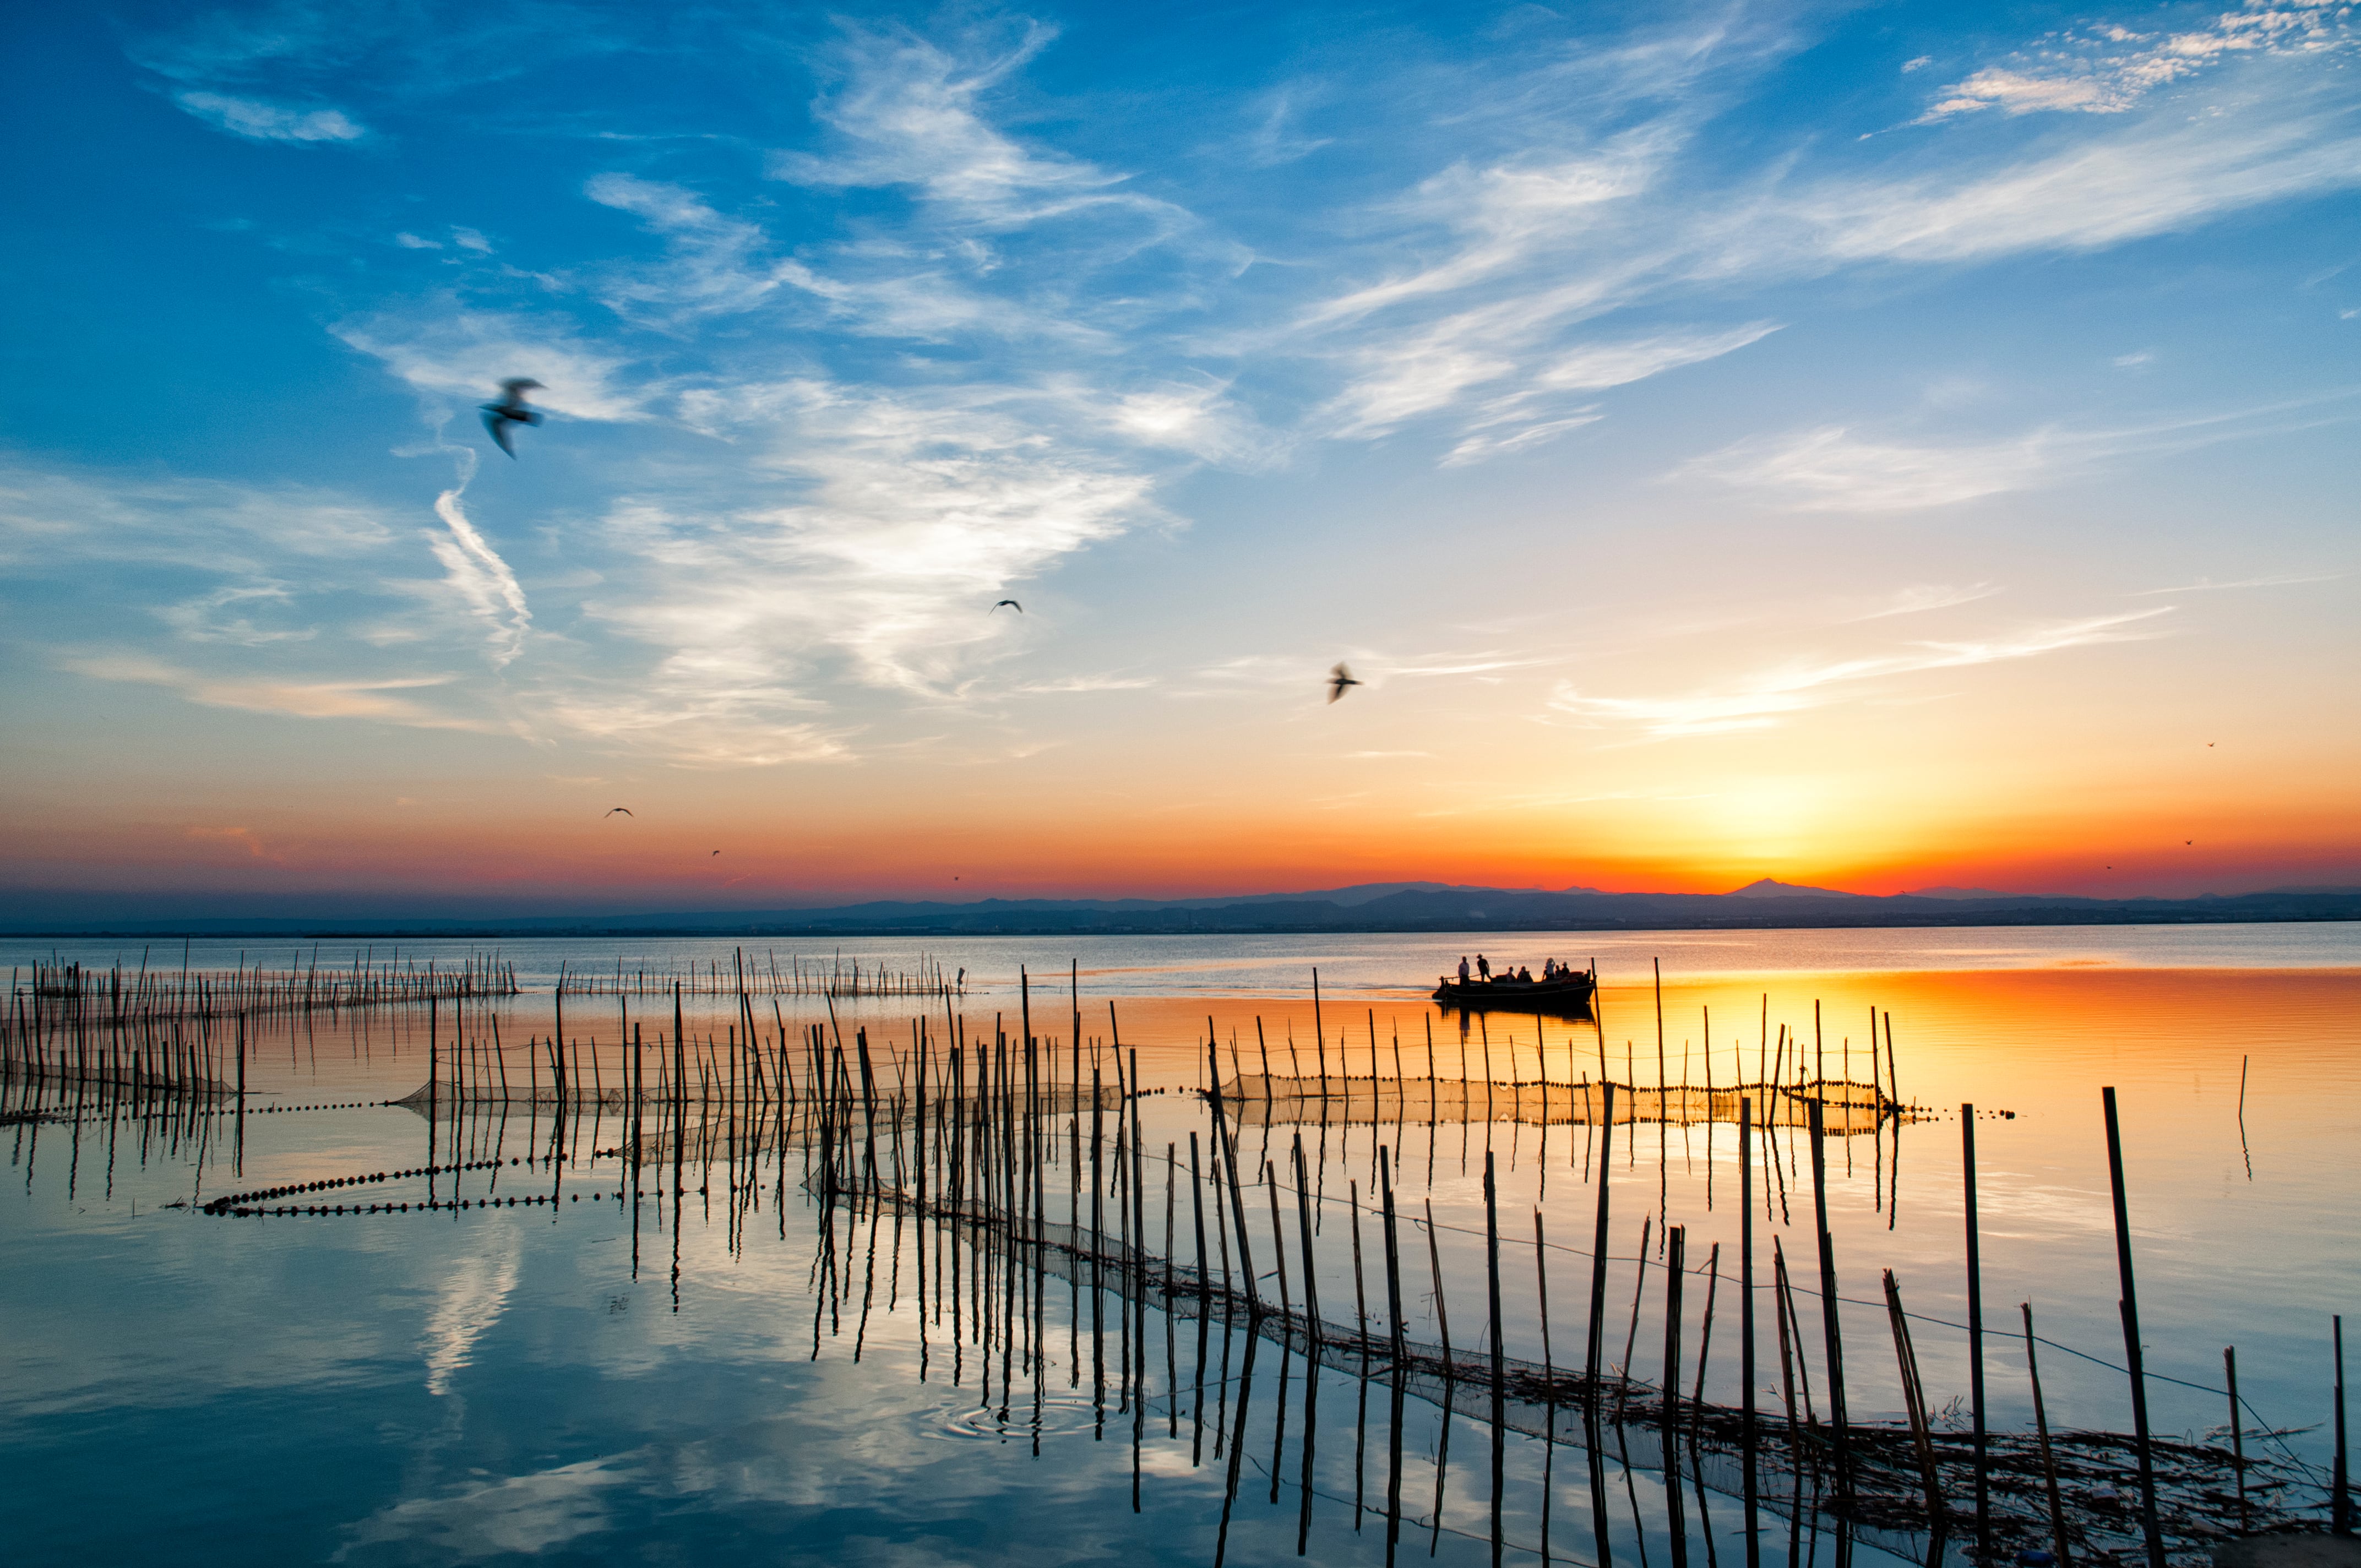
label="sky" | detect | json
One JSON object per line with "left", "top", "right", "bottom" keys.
{"left": 2, "top": 0, "right": 2357, "bottom": 918}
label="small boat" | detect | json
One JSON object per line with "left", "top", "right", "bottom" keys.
{"left": 1431, "top": 966, "right": 1597, "bottom": 1014}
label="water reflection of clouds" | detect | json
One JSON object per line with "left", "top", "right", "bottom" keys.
{"left": 419, "top": 1229, "right": 519, "bottom": 1396}
{"left": 335, "top": 1456, "right": 626, "bottom": 1560}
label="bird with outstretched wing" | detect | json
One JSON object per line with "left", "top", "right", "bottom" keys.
{"left": 1327, "top": 662, "right": 1362, "bottom": 703}
{"left": 481, "top": 378, "right": 545, "bottom": 457}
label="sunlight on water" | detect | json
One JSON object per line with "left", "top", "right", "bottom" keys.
{"left": 4, "top": 927, "right": 2355, "bottom": 1565}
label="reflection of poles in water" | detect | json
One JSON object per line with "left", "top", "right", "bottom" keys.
{"left": 1619, "top": 1216, "right": 1652, "bottom": 1418}
{"left": 1214, "top": 1324, "right": 1258, "bottom": 1568}
{"left": 1192, "top": 1297, "right": 1210, "bottom": 1468}
{"left": 1742, "top": 1097, "right": 1760, "bottom": 1568}
{"left": 1380, "top": 1144, "right": 1407, "bottom": 1564}
{"left": 1166, "top": 1146, "right": 1179, "bottom": 1440}
{"left": 1270, "top": 1168, "right": 1293, "bottom": 1504}
{"left": 1537, "top": 1206, "right": 1557, "bottom": 1567}
{"left": 1664, "top": 1224, "right": 1689, "bottom": 1568}
{"left": 1485, "top": 1151, "right": 1505, "bottom": 1568}
{"left": 1091, "top": 1066, "right": 1105, "bottom": 1434}
{"left": 1586, "top": 1081, "right": 1617, "bottom": 1397}
{"left": 1352, "top": 1177, "right": 1371, "bottom": 1527}
{"left": 1298, "top": 1297, "right": 1321, "bottom": 1554}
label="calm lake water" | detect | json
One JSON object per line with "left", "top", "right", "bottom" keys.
{"left": 6, "top": 924, "right": 2355, "bottom": 1565}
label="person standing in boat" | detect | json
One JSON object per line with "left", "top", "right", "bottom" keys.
{"left": 1476, "top": 954, "right": 1491, "bottom": 981}
{"left": 1457, "top": 956, "right": 1472, "bottom": 986}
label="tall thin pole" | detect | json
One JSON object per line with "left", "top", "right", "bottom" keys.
{"left": 2335, "top": 1315, "right": 2351, "bottom": 1536}
{"left": 1806, "top": 1099, "right": 1851, "bottom": 1499}
{"left": 1586, "top": 1081, "right": 1617, "bottom": 1397}
{"left": 1486, "top": 1149, "right": 1506, "bottom": 1568}
{"left": 2102, "top": 1087, "right": 2168, "bottom": 1568}
{"left": 1740, "top": 1096, "right": 1758, "bottom": 1568}
{"left": 1964, "top": 1102, "right": 1989, "bottom": 1560}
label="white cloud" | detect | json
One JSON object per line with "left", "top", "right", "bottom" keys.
{"left": 59, "top": 654, "right": 486, "bottom": 729}
{"left": 1683, "top": 425, "right": 2059, "bottom": 510}
{"left": 172, "top": 91, "right": 366, "bottom": 143}
{"left": 2130, "top": 570, "right": 2342, "bottom": 594}
{"left": 334, "top": 304, "right": 652, "bottom": 423}
{"left": 157, "top": 583, "right": 318, "bottom": 646}
{"left": 429, "top": 476, "right": 530, "bottom": 666}
{"left": 0, "top": 461, "right": 398, "bottom": 570}
{"left": 1685, "top": 392, "right": 2361, "bottom": 510}
{"left": 772, "top": 22, "right": 1183, "bottom": 237}
{"left": 1849, "top": 582, "right": 2002, "bottom": 620}
{"left": 1294, "top": 24, "right": 2361, "bottom": 462}
{"left": 1548, "top": 608, "right": 2174, "bottom": 737}
{"left": 585, "top": 173, "right": 790, "bottom": 323}
{"left": 1914, "top": 5, "right": 2355, "bottom": 123}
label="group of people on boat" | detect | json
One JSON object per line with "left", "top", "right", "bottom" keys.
{"left": 1451, "top": 954, "right": 1584, "bottom": 987}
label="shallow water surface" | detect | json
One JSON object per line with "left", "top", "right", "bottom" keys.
{"left": 4, "top": 927, "right": 2355, "bottom": 1565}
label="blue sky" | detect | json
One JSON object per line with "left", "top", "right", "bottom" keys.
{"left": 3, "top": 0, "right": 2357, "bottom": 912}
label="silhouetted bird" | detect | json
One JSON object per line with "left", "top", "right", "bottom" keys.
{"left": 993, "top": 600, "right": 1022, "bottom": 613}
{"left": 1327, "top": 662, "right": 1362, "bottom": 703}
{"left": 480, "top": 378, "right": 545, "bottom": 457}
{"left": 605, "top": 807, "right": 633, "bottom": 816}
{"left": 711, "top": 850, "right": 720, "bottom": 856}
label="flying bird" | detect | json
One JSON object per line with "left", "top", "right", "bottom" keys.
{"left": 992, "top": 600, "right": 1022, "bottom": 614}
{"left": 480, "top": 378, "right": 545, "bottom": 457}
{"left": 1326, "top": 662, "right": 1362, "bottom": 704}
{"left": 711, "top": 850, "right": 721, "bottom": 856}
{"left": 604, "top": 807, "right": 633, "bottom": 817}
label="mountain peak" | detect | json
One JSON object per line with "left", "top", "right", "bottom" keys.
{"left": 1726, "top": 878, "right": 1863, "bottom": 900}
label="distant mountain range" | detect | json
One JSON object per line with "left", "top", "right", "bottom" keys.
{"left": 7, "top": 879, "right": 2359, "bottom": 938}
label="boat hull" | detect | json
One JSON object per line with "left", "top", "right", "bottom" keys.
{"left": 1430, "top": 974, "right": 1597, "bottom": 1014}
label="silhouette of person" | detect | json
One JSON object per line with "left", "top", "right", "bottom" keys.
{"left": 1476, "top": 954, "right": 1491, "bottom": 981}
{"left": 1457, "top": 956, "right": 1471, "bottom": 986}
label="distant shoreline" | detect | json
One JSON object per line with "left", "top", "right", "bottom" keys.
{"left": 8, "top": 905, "right": 2358, "bottom": 942}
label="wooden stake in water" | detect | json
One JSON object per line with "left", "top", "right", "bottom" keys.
{"left": 1883, "top": 1268, "right": 1945, "bottom": 1534}
{"left": 2336, "top": 1314, "right": 2352, "bottom": 1536}
{"left": 1486, "top": 1150, "right": 1506, "bottom": 1568}
{"left": 1964, "top": 1101, "right": 1989, "bottom": 1559}
{"left": 1805, "top": 1099, "right": 1852, "bottom": 1499}
{"left": 1426, "top": 1197, "right": 1453, "bottom": 1376}
{"left": 1586, "top": 1081, "right": 1617, "bottom": 1400}
{"left": 1740, "top": 1097, "right": 1758, "bottom": 1568}
{"left": 2022, "top": 1302, "right": 2071, "bottom": 1567}
{"left": 2101, "top": 1087, "right": 2168, "bottom": 1568}
{"left": 2226, "top": 1345, "right": 2247, "bottom": 1531}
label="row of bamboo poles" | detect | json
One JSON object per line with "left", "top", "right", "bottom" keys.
{"left": 47, "top": 946, "right": 2340, "bottom": 1564}
{"left": 166, "top": 955, "right": 2346, "bottom": 1567}
{"left": 549, "top": 951, "right": 960, "bottom": 999}
{"left": 12, "top": 952, "right": 516, "bottom": 1024}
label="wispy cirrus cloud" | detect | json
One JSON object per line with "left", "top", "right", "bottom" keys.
{"left": 1684, "top": 390, "right": 2361, "bottom": 510}
{"left": 1848, "top": 582, "right": 2003, "bottom": 620}
{"left": 429, "top": 472, "right": 530, "bottom": 667}
{"left": 1548, "top": 608, "right": 2174, "bottom": 738}
{"left": 1914, "top": 3, "right": 2356, "bottom": 124}
{"left": 334, "top": 304, "right": 652, "bottom": 423}
{"left": 58, "top": 653, "right": 487, "bottom": 729}
{"left": 1681, "top": 425, "right": 2061, "bottom": 511}
{"left": 172, "top": 91, "right": 366, "bottom": 143}
{"left": 2130, "top": 570, "right": 2343, "bottom": 595}
{"left": 772, "top": 20, "right": 1184, "bottom": 238}
{"left": 1297, "top": 15, "right": 2361, "bottom": 465}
